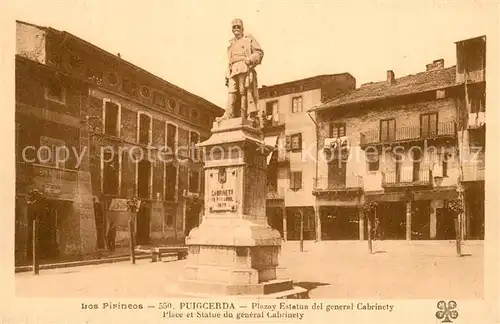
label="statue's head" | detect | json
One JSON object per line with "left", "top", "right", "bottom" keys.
{"left": 231, "top": 19, "right": 244, "bottom": 38}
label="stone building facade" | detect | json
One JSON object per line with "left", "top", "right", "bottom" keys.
{"left": 15, "top": 21, "right": 223, "bottom": 264}
{"left": 259, "top": 74, "right": 356, "bottom": 240}
{"left": 311, "top": 36, "right": 486, "bottom": 241}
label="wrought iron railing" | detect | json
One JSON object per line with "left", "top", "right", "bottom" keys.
{"left": 16, "top": 162, "right": 79, "bottom": 183}
{"left": 360, "top": 121, "right": 456, "bottom": 146}
{"left": 266, "top": 186, "right": 285, "bottom": 199}
{"left": 263, "top": 113, "right": 285, "bottom": 129}
{"left": 382, "top": 168, "right": 432, "bottom": 187}
{"left": 313, "top": 175, "right": 364, "bottom": 191}
{"left": 276, "top": 148, "right": 290, "bottom": 162}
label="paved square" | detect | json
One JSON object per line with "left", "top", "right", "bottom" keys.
{"left": 15, "top": 241, "right": 483, "bottom": 299}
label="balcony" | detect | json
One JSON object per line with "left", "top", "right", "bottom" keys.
{"left": 262, "top": 113, "right": 285, "bottom": 131}
{"left": 266, "top": 186, "right": 285, "bottom": 200}
{"left": 312, "top": 175, "right": 364, "bottom": 195}
{"left": 461, "top": 161, "right": 485, "bottom": 182}
{"left": 382, "top": 168, "right": 432, "bottom": 188}
{"left": 360, "top": 121, "right": 456, "bottom": 147}
{"left": 323, "top": 137, "right": 350, "bottom": 152}
{"left": 16, "top": 162, "right": 79, "bottom": 184}
{"left": 269, "top": 149, "right": 290, "bottom": 165}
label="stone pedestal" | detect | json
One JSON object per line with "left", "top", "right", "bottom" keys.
{"left": 179, "top": 118, "right": 296, "bottom": 296}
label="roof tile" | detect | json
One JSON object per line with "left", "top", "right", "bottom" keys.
{"left": 314, "top": 66, "right": 457, "bottom": 110}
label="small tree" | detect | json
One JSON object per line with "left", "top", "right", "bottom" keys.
{"left": 447, "top": 198, "right": 463, "bottom": 215}
{"left": 127, "top": 197, "right": 141, "bottom": 213}
{"left": 185, "top": 195, "right": 203, "bottom": 216}
{"left": 185, "top": 194, "right": 204, "bottom": 235}
{"left": 363, "top": 201, "right": 378, "bottom": 254}
{"left": 126, "top": 197, "right": 140, "bottom": 264}
{"left": 363, "top": 201, "right": 378, "bottom": 217}
{"left": 448, "top": 198, "right": 463, "bottom": 257}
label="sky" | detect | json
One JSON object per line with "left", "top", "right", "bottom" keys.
{"left": 4, "top": 0, "right": 499, "bottom": 108}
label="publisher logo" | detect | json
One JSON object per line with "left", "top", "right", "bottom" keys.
{"left": 435, "top": 300, "right": 458, "bottom": 323}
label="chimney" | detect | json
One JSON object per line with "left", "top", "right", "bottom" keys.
{"left": 434, "top": 59, "right": 444, "bottom": 69}
{"left": 117, "top": 53, "right": 121, "bottom": 58}
{"left": 426, "top": 59, "right": 444, "bottom": 71}
{"left": 387, "top": 70, "right": 395, "bottom": 85}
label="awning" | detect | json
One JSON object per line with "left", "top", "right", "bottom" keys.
{"left": 264, "top": 135, "right": 279, "bottom": 164}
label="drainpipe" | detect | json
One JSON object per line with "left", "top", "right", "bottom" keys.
{"left": 307, "top": 111, "right": 320, "bottom": 185}
{"left": 307, "top": 110, "right": 321, "bottom": 242}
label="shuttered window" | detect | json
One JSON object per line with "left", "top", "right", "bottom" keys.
{"left": 138, "top": 113, "right": 152, "bottom": 145}
{"left": 329, "top": 123, "right": 346, "bottom": 138}
{"left": 164, "top": 164, "right": 177, "bottom": 201}
{"left": 104, "top": 101, "right": 119, "bottom": 136}
{"left": 166, "top": 123, "right": 177, "bottom": 153}
{"left": 420, "top": 113, "right": 438, "bottom": 138}
{"left": 380, "top": 118, "right": 395, "bottom": 142}
{"left": 285, "top": 134, "right": 302, "bottom": 151}
{"left": 290, "top": 171, "right": 302, "bottom": 190}
{"left": 292, "top": 96, "right": 303, "bottom": 113}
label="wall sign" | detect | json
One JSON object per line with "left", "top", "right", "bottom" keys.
{"left": 108, "top": 198, "right": 142, "bottom": 212}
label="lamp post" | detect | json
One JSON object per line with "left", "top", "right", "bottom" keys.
{"left": 367, "top": 213, "right": 373, "bottom": 254}
{"left": 298, "top": 209, "right": 304, "bottom": 252}
{"left": 363, "top": 201, "right": 377, "bottom": 255}
{"left": 290, "top": 188, "right": 304, "bottom": 252}
{"left": 451, "top": 188, "right": 464, "bottom": 257}
{"left": 26, "top": 189, "right": 45, "bottom": 275}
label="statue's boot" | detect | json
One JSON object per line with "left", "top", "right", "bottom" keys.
{"left": 217, "top": 93, "right": 237, "bottom": 121}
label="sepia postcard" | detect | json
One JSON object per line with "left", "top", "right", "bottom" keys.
{"left": 1, "top": 1, "right": 499, "bottom": 323}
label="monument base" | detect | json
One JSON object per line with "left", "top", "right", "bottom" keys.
{"left": 179, "top": 117, "right": 303, "bottom": 298}
{"left": 180, "top": 218, "right": 292, "bottom": 296}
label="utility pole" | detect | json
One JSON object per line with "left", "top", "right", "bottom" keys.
{"left": 129, "top": 217, "right": 136, "bottom": 264}
{"left": 32, "top": 216, "right": 39, "bottom": 275}
{"left": 127, "top": 197, "right": 140, "bottom": 264}
{"left": 299, "top": 209, "right": 304, "bottom": 252}
{"left": 290, "top": 185, "right": 305, "bottom": 252}
{"left": 364, "top": 201, "right": 376, "bottom": 254}
{"left": 367, "top": 213, "right": 373, "bottom": 254}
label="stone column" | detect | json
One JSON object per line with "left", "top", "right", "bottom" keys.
{"left": 314, "top": 204, "right": 321, "bottom": 242}
{"left": 406, "top": 201, "right": 412, "bottom": 241}
{"left": 359, "top": 208, "right": 365, "bottom": 241}
{"left": 282, "top": 207, "right": 287, "bottom": 241}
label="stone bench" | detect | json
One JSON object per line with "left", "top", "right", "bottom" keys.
{"left": 134, "top": 247, "right": 188, "bottom": 262}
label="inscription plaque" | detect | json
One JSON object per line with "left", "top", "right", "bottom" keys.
{"left": 208, "top": 168, "right": 237, "bottom": 212}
